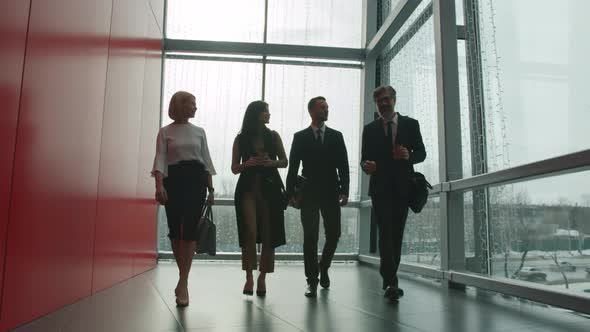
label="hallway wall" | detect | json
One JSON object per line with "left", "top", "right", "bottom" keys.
{"left": 0, "top": 0, "right": 163, "bottom": 330}
{"left": 0, "top": 1, "right": 31, "bottom": 321}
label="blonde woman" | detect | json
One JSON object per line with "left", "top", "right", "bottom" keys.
{"left": 152, "top": 91, "right": 216, "bottom": 306}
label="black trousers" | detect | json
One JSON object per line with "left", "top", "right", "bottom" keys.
{"left": 372, "top": 195, "right": 409, "bottom": 289}
{"left": 300, "top": 191, "right": 341, "bottom": 284}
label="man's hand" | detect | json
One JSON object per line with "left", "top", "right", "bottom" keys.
{"left": 338, "top": 194, "right": 348, "bottom": 206}
{"left": 155, "top": 186, "right": 168, "bottom": 205}
{"left": 207, "top": 192, "right": 215, "bottom": 205}
{"left": 393, "top": 145, "right": 410, "bottom": 160}
{"left": 289, "top": 196, "right": 302, "bottom": 209}
{"left": 362, "top": 160, "right": 377, "bottom": 174}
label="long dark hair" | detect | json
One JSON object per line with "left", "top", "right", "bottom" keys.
{"left": 240, "top": 100, "right": 268, "bottom": 137}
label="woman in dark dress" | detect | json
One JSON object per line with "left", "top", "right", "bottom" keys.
{"left": 231, "top": 101, "right": 287, "bottom": 296}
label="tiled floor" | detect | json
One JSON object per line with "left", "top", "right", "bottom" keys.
{"left": 13, "top": 261, "right": 590, "bottom": 332}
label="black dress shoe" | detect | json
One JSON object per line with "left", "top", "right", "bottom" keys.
{"left": 384, "top": 286, "right": 400, "bottom": 301}
{"left": 305, "top": 283, "right": 318, "bottom": 298}
{"left": 319, "top": 270, "right": 330, "bottom": 289}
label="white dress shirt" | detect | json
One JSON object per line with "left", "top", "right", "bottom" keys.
{"left": 152, "top": 123, "right": 217, "bottom": 177}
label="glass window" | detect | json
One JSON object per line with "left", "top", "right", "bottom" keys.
{"left": 478, "top": 0, "right": 590, "bottom": 171}
{"left": 278, "top": 207, "right": 359, "bottom": 254}
{"left": 380, "top": 16, "right": 440, "bottom": 185}
{"left": 264, "top": 61, "right": 362, "bottom": 201}
{"left": 463, "top": 170, "right": 590, "bottom": 298}
{"left": 157, "top": 206, "right": 240, "bottom": 253}
{"left": 166, "top": 0, "right": 265, "bottom": 42}
{"left": 267, "top": 0, "right": 363, "bottom": 48}
{"left": 160, "top": 58, "right": 361, "bottom": 254}
{"left": 362, "top": 196, "right": 441, "bottom": 267}
{"left": 458, "top": 40, "right": 473, "bottom": 177}
{"left": 162, "top": 57, "right": 263, "bottom": 199}
{"left": 402, "top": 196, "right": 441, "bottom": 266}
{"left": 456, "top": 0, "right": 464, "bottom": 25}
{"left": 158, "top": 205, "right": 359, "bottom": 254}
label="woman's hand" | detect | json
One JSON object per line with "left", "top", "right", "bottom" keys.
{"left": 155, "top": 186, "right": 168, "bottom": 205}
{"left": 260, "top": 158, "right": 275, "bottom": 167}
{"left": 243, "top": 157, "right": 260, "bottom": 168}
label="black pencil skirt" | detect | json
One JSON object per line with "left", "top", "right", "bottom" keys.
{"left": 163, "top": 160, "right": 208, "bottom": 241}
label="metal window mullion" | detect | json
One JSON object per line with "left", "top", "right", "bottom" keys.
{"left": 381, "top": 2, "right": 433, "bottom": 63}
{"left": 164, "top": 39, "right": 365, "bottom": 61}
{"left": 433, "top": 0, "right": 464, "bottom": 274}
{"left": 366, "top": 0, "right": 422, "bottom": 57}
{"left": 463, "top": 0, "right": 491, "bottom": 275}
{"left": 449, "top": 149, "right": 590, "bottom": 192}
{"left": 165, "top": 54, "right": 362, "bottom": 69}
{"left": 358, "top": 0, "right": 378, "bottom": 255}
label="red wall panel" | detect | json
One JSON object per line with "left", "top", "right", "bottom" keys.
{"left": 133, "top": 15, "right": 163, "bottom": 275}
{"left": 0, "top": 0, "right": 113, "bottom": 330}
{"left": 92, "top": 0, "right": 164, "bottom": 292}
{"left": 92, "top": 0, "right": 155, "bottom": 293}
{"left": 0, "top": 0, "right": 31, "bottom": 318}
{"left": 1, "top": 0, "right": 162, "bottom": 329}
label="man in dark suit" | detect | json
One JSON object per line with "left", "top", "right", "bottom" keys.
{"left": 287, "top": 96, "right": 350, "bottom": 298}
{"left": 361, "top": 86, "right": 426, "bottom": 302}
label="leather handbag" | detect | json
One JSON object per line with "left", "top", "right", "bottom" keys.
{"left": 196, "top": 203, "right": 216, "bottom": 256}
{"left": 408, "top": 172, "right": 432, "bottom": 213}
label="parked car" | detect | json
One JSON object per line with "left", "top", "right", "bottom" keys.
{"left": 550, "top": 261, "right": 576, "bottom": 272}
{"left": 515, "top": 267, "right": 547, "bottom": 282}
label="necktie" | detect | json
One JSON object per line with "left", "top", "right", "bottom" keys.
{"left": 316, "top": 129, "right": 322, "bottom": 144}
{"left": 386, "top": 121, "right": 393, "bottom": 150}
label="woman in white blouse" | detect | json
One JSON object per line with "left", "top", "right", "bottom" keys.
{"left": 152, "top": 91, "right": 216, "bottom": 307}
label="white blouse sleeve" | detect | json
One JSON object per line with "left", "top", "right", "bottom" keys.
{"left": 151, "top": 128, "right": 168, "bottom": 177}
{"left": 200, "top": 130, "right": 217, "bottom": 175}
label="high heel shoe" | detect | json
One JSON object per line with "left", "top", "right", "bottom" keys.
{"left": 256, "top": 277, "right": 266, "bottom": 297}
{"left": 243, "top": 279, "right": 254, "bottom": 295}
{"left": 176, "top": 287, "right": 189, "bottom": 307}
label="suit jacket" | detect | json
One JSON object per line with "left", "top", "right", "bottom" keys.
{"left": 361, "top": 114, "right": 426, "bottom": 198}
{"left": 286, "top": 126, "right": 350, "bottom": 198}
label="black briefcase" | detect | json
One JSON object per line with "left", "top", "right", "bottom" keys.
{"left": 290, "top": 175, "right": 307, "bottom": 209}
{"left": 408, "top": 172, "right": 432, "bottom": 213}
